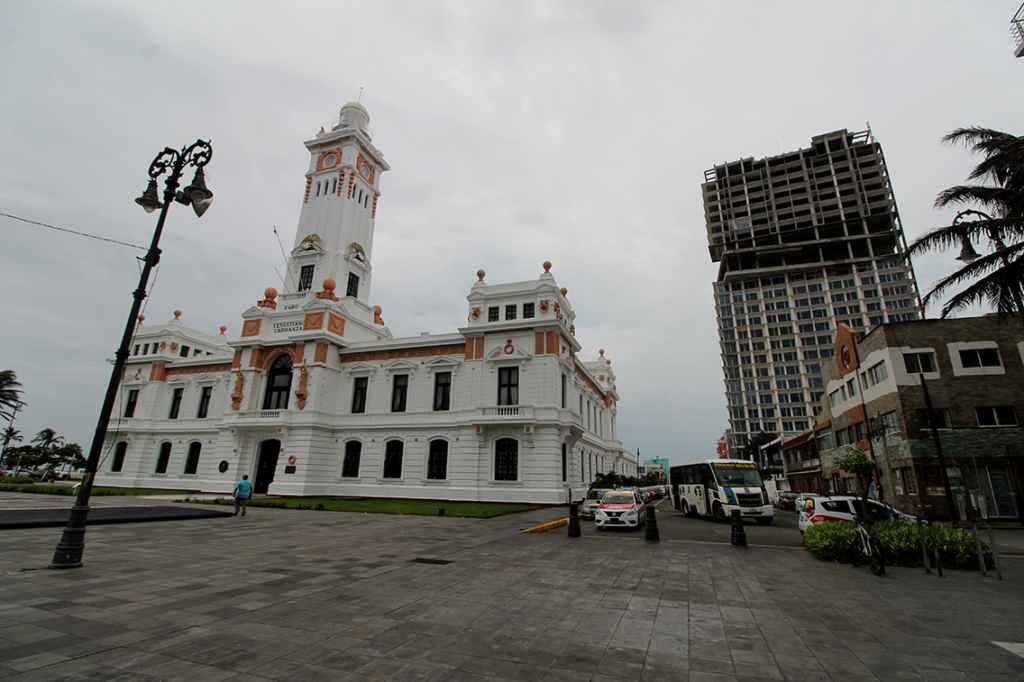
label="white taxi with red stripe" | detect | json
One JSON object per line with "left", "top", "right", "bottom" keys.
{"left": 798, "top": 495, "right": 909, "bottom": 534}
{"left": 595, "top": 490, "right": 647, "bottom": 530}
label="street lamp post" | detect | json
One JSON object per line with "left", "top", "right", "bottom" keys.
{"left": 50, "top": 140, "right": 213, "bottom": 569}
{"left": 954, "top": 209, "right": 1024, "bottom": 331}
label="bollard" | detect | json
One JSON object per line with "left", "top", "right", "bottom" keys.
{"left": 567, "top": 503, "right": 581, "bottom": 538}
{"left": 927, "top": 519, "right": 943, "bottom": 578}
{"left": 917, "top": 518, "right": 933, "bottom": 574}
{"left": 438, "top": 508, "right": 445, "bottom": 516}
{"left": 985, "top": 520, "right": 1003, "bottom": 581}
{"left": 730, "top": 509, "right": 747, "bottom": 547}
{"left": 644, "top": 505, "right": 660, "bottom": 542}
{"left": 971, "top": 521, "right": 987, "bottom": 576}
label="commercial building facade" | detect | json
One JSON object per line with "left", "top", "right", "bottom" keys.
{"left": 807, "top": 317, "right": 1024, "bottom": 521}
{"left": 703, "top": 129, "right": 923, "bottom": 456}
{"left": 94, "top": 103, "right": 634, "bottom": 504}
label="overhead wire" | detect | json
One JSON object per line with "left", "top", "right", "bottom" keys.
{"left": 0, "top": 212, "right": 147, "bottom": 251}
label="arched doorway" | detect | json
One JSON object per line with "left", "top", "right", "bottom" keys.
{"left": 254, "top": 439, "right": 280, "bottom": 494}
{"left": 263, "top": 354, "right": 293, "bottom": 410}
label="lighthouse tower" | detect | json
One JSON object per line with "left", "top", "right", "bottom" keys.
{"left": 283, "top": 102, "right": 390, "bottom": 309}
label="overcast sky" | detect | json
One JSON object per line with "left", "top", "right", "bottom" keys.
{"left": 1, "top": 1, "right": 1021, "bottom": 466}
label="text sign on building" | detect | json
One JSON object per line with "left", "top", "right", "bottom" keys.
{"left": 273, "top": 320, "right": 304, "bottom": 334}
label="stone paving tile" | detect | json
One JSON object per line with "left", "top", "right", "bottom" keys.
{"left": 1, "top": 497, "right": 1024, "bottom": 682}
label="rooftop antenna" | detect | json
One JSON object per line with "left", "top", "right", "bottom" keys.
{"left": 357, "top": 86, "right": 363, "bottom": 103}
{"left": 273, "top": 226, "right": 295, "bottom": 290}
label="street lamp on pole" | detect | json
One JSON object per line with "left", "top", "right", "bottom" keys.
{"left": 50, "top": 140, "right": 213, "bottom": 569}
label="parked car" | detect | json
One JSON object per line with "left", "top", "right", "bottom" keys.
{"left": 580, "top": 488, "right": 615, "bottom": 520}
{"left": 798, "top": 496, "right": 909, "bottom": 534}
{"left": 796, "top": 492, "right": 823, "bottom": 512}
{"left": 595, "top": 490, "right": 647, "bottom": 530}
{"left": 774, "top": 491, "right": 799, "bottom": 511}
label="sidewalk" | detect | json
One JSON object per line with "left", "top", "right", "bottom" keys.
{"left": 1, "top": 495, "right": 1022, "bottom": 681}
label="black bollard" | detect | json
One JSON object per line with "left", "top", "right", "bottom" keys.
{"left": 567, "top": 503, "right": 581, "bottom": 537}
{"left": 644, "top": 505, "right": 660, "bottom": 542}
{"left": 438, "top": 508, "right": 445, "bottom": 516}
{"left": 730, "top": 509, "right": 747, "bottom": 547}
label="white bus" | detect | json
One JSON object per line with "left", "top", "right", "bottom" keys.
{"left": 669, "top": 459, "right": 774, "bottom": 524}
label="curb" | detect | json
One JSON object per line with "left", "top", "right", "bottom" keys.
{"left": 522, "top": 518, "right": 568, "bottom": 533}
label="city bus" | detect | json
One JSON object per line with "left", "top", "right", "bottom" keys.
{"left": 669, "top": 459, "right": 774, "bottom": 524}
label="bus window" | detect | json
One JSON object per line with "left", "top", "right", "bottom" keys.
{"left": 701, "top": 464, "right": 716, "bottom": 488}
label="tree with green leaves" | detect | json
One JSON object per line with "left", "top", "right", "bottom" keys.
{"left": 0, "top": 370, "right": 25, "bottom": 422}
{"left": 1, "top": 426, "right": 22, "bottom": 460}
{"left": 740, "top": 431, "right": 777, "bottom": 462}
{"left": 905, "top": 128, "right": 1024, "bottom": 329}
{"left": 835, "top": 446, "right": 876, "bottom": 511}
{"left": 32, "top": 428, "right": 64, "bottom": 451}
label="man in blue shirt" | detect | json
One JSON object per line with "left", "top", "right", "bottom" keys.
{"left": 234, "top": 475, "right": 253, "bottom": 516}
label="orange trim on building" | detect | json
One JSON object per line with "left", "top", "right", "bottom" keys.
{"left": 535, "top": 332, "right": 545, "bottom": 355}
{"left": 328, "top": 313, "right": 345, "bottom": 336}
{"left": 547, "top": 331, "right": 559, "bottom": 357}
{"left": 249, "top": 348, "right": 266, "bottom": 369}
{"left": 165, "top": 363, "right": 233, "bottom": 377}
{"left": 356, "top": 154, "right": 376, "bottom": 184}
{"left": 475, "top": 337, "right": 484, "bottom": 359}
{"left": 341, "top": 343, "right": 465, "bottom": 364}
{"left": 262, "top": 344, "right": 302, "bottom": 370}
{"left": 241, "top": 319, "right": 262, "bottom": 337}
{"left": 231, "top": 350, "right": 243, "bottom": 369}
{"left": 316, "top": 147, "right": 343, "bottom": 172}
{"left": 149, "top": 364, "right": 167, "bottom": 382}
{"left": 465, "top": 339, "right": 475, "bottom": 360}
{"left": 372, "top": 192, "right": 379, "bottom": 218}
{"left": 573, "top": 359, "right": 607, "bottom": 401}
{"left": 304, "top": 176, "right": 313, "bottom": 203}
{"left": 314, "top": 342, "right": 329, "bottom": 363}
{"left": 303, "top": 312, "right": 325, "bottom": 331}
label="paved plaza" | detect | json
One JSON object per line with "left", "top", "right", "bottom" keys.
{"left": 1, "top": 492, "right": 1023, "bottom": 682}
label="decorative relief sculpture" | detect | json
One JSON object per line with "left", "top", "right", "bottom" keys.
{"left": 231, "top": 370, "right": 245, "bottom": 411}
{"left": 295, "top": 364, "right": 308, "bottom": 410}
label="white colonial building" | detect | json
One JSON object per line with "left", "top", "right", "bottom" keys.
{"left": 95, "top": 102, "right": 634, "bottom": 504}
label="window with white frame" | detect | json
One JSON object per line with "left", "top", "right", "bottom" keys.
{"left": 976, "top": 406, "right": 1017, "bottom": 427}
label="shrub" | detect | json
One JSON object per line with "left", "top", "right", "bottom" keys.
{"left": 803, "top": 520, "right": 993, "bottom": 570}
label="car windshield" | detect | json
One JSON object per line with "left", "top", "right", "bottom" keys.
{"left": 713, "top": 465, "right": 762, "bottom": 487}
{"left": 586, "top": 490, "right": 606, "bottom": 500}
{"left": 602, "top": 494, "right": 635, "bottom": 505}
{"left": 782, "top": 492, "right": 799, "bottom": 499}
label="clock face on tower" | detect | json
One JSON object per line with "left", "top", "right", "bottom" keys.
{"left": 323, "top": 153, "right": 337, "bottom": 167}
{"left": 359, "top": 161, "right": 371, "bottom": 178}
{"left": 841, "top": 345, "right": 852, "bottom": 369}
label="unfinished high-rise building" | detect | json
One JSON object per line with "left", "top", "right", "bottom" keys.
{"left": 702, "top": 129, "right": 923, "bottom": 456}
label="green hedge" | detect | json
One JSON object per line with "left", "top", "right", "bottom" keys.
{"left": 0, "top": 477, "right": 37, "bottom": 485}
{"left": 803, "top": 520, "right": 993, "bottom": 570}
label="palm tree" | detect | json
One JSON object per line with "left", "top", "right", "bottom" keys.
{"left": 0, "top": 370, "right": 24, "bottom": 421}
{"left": 904, "top": 128, "right": 1024, "bottom": 328}
{"left": 1, "top": 426, "right": 22, "bottom": 462}
{"left": 32, "top": 428, "right": 64, "bottom": 451}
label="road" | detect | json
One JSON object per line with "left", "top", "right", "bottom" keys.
{"left": 581, "top": 497, "right": 805, "bottom": 547}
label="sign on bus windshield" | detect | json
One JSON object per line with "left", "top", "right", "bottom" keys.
{"left": 712, "top": 462, "right": 763, "bottom": 487}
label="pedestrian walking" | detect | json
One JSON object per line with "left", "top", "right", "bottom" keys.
{"left": 234, "top": 475, "right": 253, "bottom": 516}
